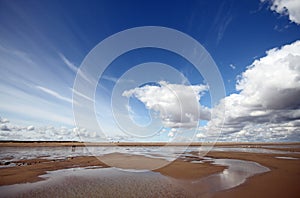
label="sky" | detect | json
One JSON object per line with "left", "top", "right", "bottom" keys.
{"left": 0, "top": 0, "right": 299, "bottom": 142}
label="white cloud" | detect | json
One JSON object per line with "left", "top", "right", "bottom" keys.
{"left": 0, "top": 115, "right": 104, "bottom": 141}
{"left": 0, "top": 117, "right": 9, "bottom": 123}
{"left": 0, "top": 45, "right": 78, "bottom": 128}
{"left": 198, "top": 40, "right": 300, "bottom": 141}
{"left": 58, "top": 52, "right": 78, "bottom": 72}
{"left": 1, "top": 124, "right": 10, "bottom": 131}
{"left": 229, "top": 64, "right": 236, "bottom": 69}
{"left": 27, "top": 125, "right": 35, "bottom": 131}
{"left": 0, "top": 84, "right": 75, "bottom": 126}
{"left": 58, "top": 52, "right": 95, "bottom": 85}
{"left": 236, "top": 41, "right": 300, "bottom": 109}
{"left": 196, "top": 133, "right": 205, "bottom": 138}
{"left": 123, "top": 81, "right": 209, "bottom": 129}
{"left": 167, "top": 128, "right": 177, "bottom": 137}
{"left": 71, "top": 88, "right": 94, "bottom": 103}
{"left": 36, "top": 85, "right": 73, "bottom": 104}
{"left": 262, "top": 0, "right": 300, "bottom": 24}
{"left": 168, "top": 131, "right": 175, "bottom": 137}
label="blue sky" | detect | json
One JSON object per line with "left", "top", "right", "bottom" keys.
{"left": 0, "top": 0, "right": 299, "bottom": 142}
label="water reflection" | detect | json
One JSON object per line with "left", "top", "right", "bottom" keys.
{"left": 275, "top": 156, "right": 298, "bottom": 160}
{"left": 189, "top": 159, "right": 270, "bottom": 196}
{"left": 0, "top": 158, "right": 270, "bottom": 197}
{"left": 0, "top": 167, "right": 193, "bottom": 198}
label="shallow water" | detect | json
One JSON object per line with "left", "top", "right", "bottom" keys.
{"left": 201, "top": 146, "right": 299, "bottom": 154}
{"left": 262, "top": 145, "right": 300, "bottom": 149}
{"left": 0, "top": 167, "right": 192, "bottom": 198}
{"left": 0, "top": 146, "right": 186, "bottom": 168}
{"left": 190, "top": 158, "right": 270, "bottom": 196}
{"left": 0, "top": 157, "right": 270, "bottom": 198}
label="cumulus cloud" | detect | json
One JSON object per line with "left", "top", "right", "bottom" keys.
{"left": 123, "top": 81, "right": 209, "bottom": 129}
{"left": 27, "top": 125, "right": 35, "bottom": 131}
{"left": 198, "top": 40, "right": 300, "bottom": 141}
{"left": 0, "top": 117, "right": 9, "bottom": 124}
{"left": 0, "top": 124, "right": 10, "bottom": 131}
{"left": 0, "top": 118, "right": 11, "bottom": 131}
{"left": 0, "top": 115, "right": 104, "bottom": 141}
{"left": 168, "top": 128, "right": 177, "bottom": 137}
{"left": 236, "top": 46, "right": 300, "bottom": 110}
{"left": 262, "top": 0, "right": 300, "bottom": 24}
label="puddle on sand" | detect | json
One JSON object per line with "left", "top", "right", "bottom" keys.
{"left": 185, "top": 159, "right": 270, "bottom": 197}
{"left": 0, "top": 158, "right": 270, "bottom": 198}
{"left": 0, "top": 167, "right": 193, "bottom": 198}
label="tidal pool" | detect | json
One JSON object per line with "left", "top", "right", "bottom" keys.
{"left": 0, "top": 157, "right": 269, "bottom": 198}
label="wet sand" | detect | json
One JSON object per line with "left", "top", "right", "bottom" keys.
{"left": 0, "top": 153, "right": 225, "bottom": 186}
{"left": 0, "top": 143, "right": 299, "bottom": 197}
{"left": 0, "top": 156, "right": 109, "bottom": 186}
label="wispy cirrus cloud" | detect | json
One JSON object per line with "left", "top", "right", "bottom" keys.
{"left": 0, "top": 45, "right": 76, "bottom": 127}
{"left": 210, "top": 1, "right": 234, "bottom": 45}
{"left": 58, "top": 52, "right": 78, "bottom": 73}
{"left": 36, "top": 85, "right": 74, "bottom": 104}
{"left": 59, "top": 52, "right": 96, "bottom": 86}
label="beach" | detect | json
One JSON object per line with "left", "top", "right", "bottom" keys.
{"left": 0, "top": 143, "right": 299, "bottom": 197}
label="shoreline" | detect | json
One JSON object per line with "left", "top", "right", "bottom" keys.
{"left": 0, "top": 144, "right": 299, "bottom": 197}
{"left": 0, "top": 141, "right": 299, "bottom": 147}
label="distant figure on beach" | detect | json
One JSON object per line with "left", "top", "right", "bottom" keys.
{"left": 71, "top": 145, "right": 76, "bottom": 152}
